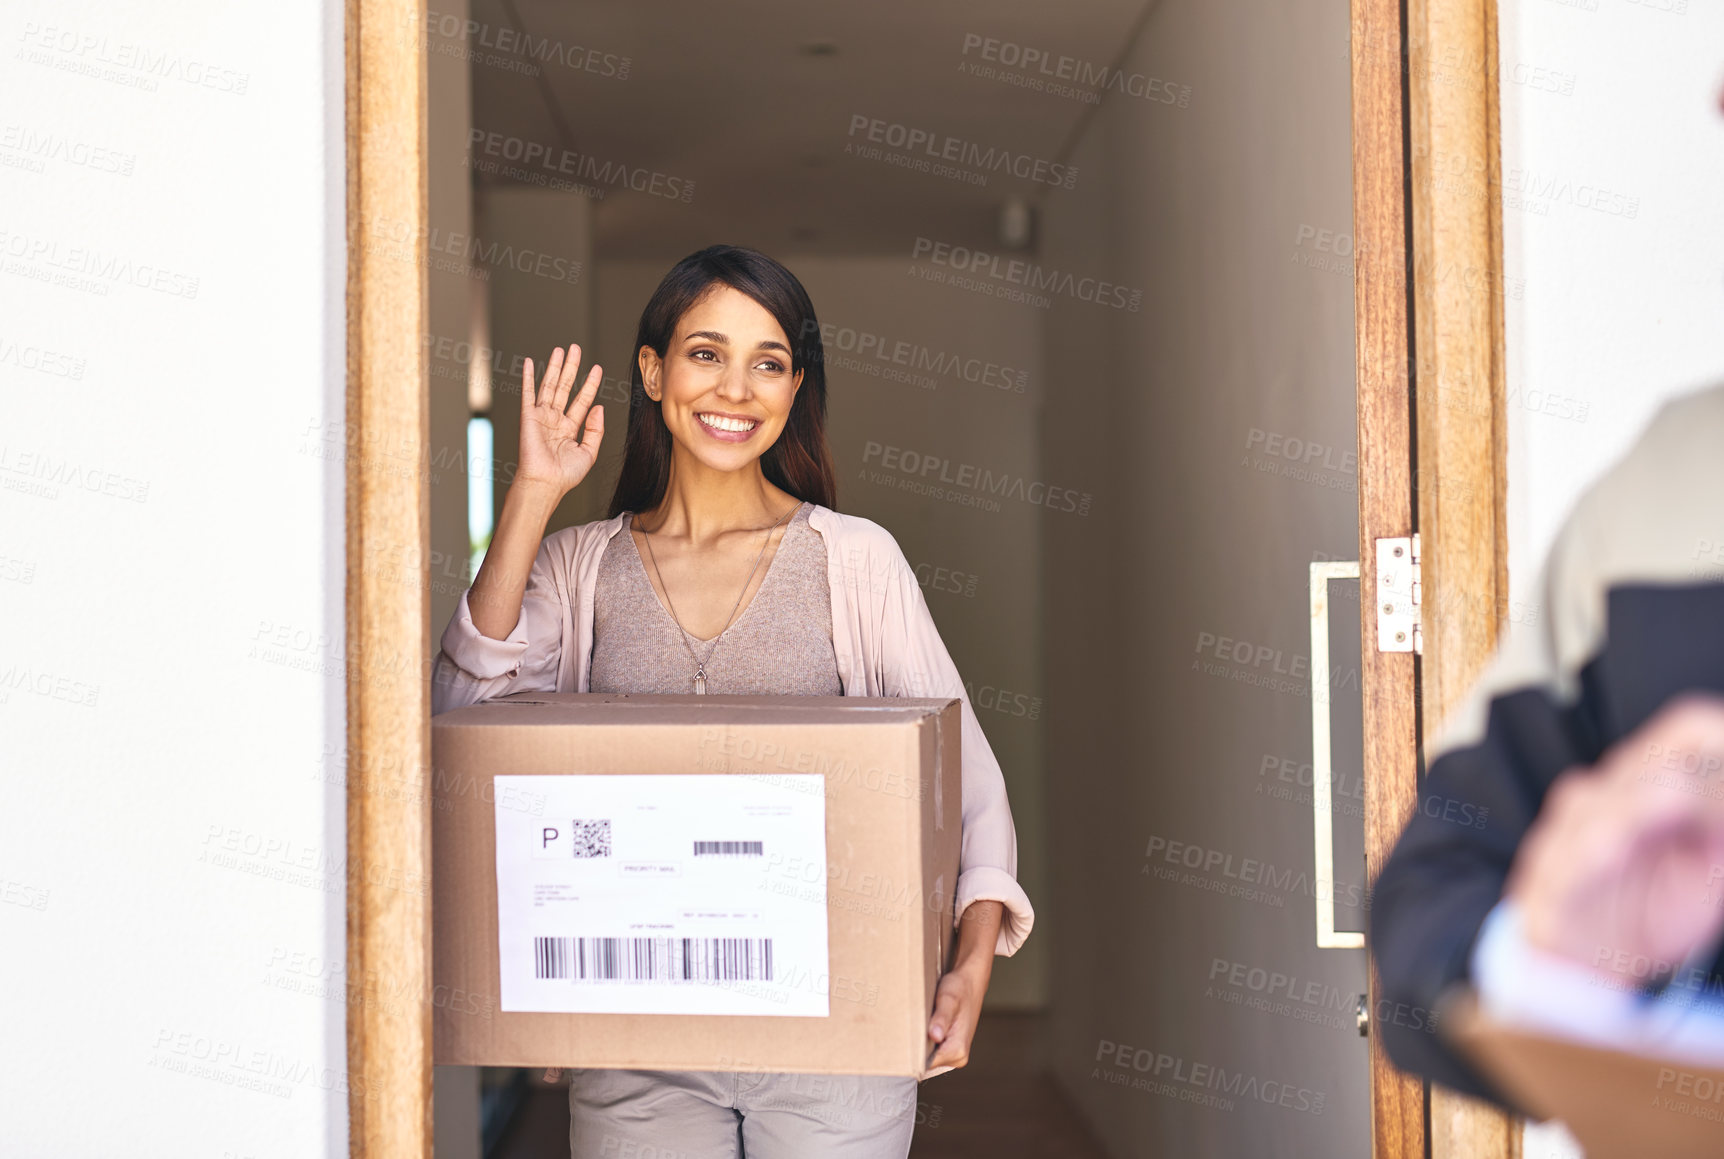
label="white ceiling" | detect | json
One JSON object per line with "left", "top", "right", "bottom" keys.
{"left": 470, "top": 0, "right": 1153, "bottom": 257}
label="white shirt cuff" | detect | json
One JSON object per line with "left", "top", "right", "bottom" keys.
{"left": 439, "top": 587, "right": 533, "bottom": 680}
{"left": 1471, "top": 899, "right": 1724, "bottom": 1066}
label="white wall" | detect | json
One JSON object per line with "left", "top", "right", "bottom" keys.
{"left": 0, "top": 2, "right": 347, "bottom": 1155}
{"left": 1500, "top": 0, "right": 1724, "bottom": 594}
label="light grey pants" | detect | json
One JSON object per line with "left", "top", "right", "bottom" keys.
{"left": 567, "top": 1068, "right": 919, "bottom": 1159}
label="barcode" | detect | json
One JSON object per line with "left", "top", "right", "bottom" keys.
{"left": 692, "top": 840, "right": 764, "bottom": 856}
{"left": 569, "top": 819, "right": 611, "bottom": 858}
{"left": 533, "top": 936, "right": 773, "bottom": 982}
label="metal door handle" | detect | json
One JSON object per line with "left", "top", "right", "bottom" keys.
{"left": 1310, "top": 561, "right": 1365, "bottom": 949}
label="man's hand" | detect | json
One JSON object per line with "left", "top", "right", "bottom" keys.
{"left": 1505, "top": 694, "right": 1724, "bottom": 986}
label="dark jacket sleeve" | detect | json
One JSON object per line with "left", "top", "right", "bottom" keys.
{"left": 1369, "top": 686, "right": 1601, "bottom": 1104}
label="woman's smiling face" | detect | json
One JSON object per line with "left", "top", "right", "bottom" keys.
{"left": 639, "top": 284, "right": 803, "bottom": 474}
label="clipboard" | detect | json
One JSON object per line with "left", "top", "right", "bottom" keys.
{"left": 1441, "top": 988, "right": 1724, "bottom": 1158}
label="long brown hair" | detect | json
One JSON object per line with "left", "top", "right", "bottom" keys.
{"left": 606, "top": 245, "right": 838, "bottom": 517}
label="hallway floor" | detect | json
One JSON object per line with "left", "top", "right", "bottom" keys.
{"left": 489, "top": 1013, "right": 1108, "bottom": 1159}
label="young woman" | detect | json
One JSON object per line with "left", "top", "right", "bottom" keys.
{"left": 431, "top": 245, "right": 1033, "bottom": 1158}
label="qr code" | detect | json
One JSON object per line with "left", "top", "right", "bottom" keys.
{"left": 569, "top": 819, "right": 612, "bottom": 858}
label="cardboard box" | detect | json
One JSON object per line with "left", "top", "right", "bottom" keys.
{"left": 1443, "top": 988, "right": 1724, "bottom": 1158}
{"left": 431, "top": 692, "right": 962, "bottom": 1076}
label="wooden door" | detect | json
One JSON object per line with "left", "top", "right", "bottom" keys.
{"left": 340, "top": 0, "right": 1522, "bottom": 1155}
{"left": 346, "top": 0, "right": 433, "bottom": 1156}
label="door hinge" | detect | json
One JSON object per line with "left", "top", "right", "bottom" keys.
{"left": 1375, "top": 534, "right": 1421, "bottom": 654}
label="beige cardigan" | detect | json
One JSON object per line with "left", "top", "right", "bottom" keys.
{"left": 430, "top": 504, "right": 1034, "bottom": 957}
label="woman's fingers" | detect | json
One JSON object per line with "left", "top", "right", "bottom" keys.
{"left": 568, "top": 360, "right": 605, "bottom": 422}
{"left": 535, "top": 345, "right": 566, "bottom": 412}
{"left": 927, "top": 1029, "right": 970, "bottom": 1070}
{"left": 551, "top": 343, "right": 582, "bottom": 414}
{"left": 927, "top": 985, "right": 959, "bottom": 1041}
{"left": 925, "top": 985, "right": 970, "bottom": 1069}
{"left": 522, "top": 346, "right": 603, "bottom": 487}
{"left": 578, "top": 404, "right": 605, "bottom": 462}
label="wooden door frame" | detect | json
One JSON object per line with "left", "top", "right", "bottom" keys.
{"left": 343, "top": 0, "right": 1514, "bottom": 1153}
{"left": 1350, "top": 0, "right": 1424, "bottom": 1151}
{"left": 346, "top": 0, "right": 431, "bottom": 1156}
{"left": 1353, "top": 0, "right": 1513, "bottom": 1157}
{"left": 1408, "top": 0, "right": 1517, "bottom": 1155}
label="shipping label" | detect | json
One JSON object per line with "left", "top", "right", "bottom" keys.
{"left": 493, "top": 773, "right": 829, "bottom": 1016}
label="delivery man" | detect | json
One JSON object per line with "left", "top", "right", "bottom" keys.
{"left": 1371, "top": 382, "right": 1724, "bottom": 1103}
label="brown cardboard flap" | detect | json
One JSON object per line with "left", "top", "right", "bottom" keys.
{"left": 1443, "top": 988, "right": 1724, "bottom": 1158}
{"left": 453, "top": 691, "right": 959, "bottom": 722}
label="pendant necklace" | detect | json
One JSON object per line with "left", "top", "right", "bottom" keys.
{"left": 639, "top": 502, "right": 795, "bottom": 694}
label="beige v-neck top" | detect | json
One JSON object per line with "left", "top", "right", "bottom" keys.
{"left": 432, "top": 503, "right": 1033, "bottom": 958}
{"left": 589, "top": 502, "right": 843, "bottom": 696}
